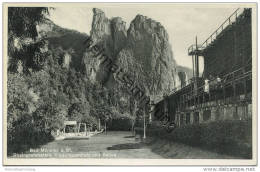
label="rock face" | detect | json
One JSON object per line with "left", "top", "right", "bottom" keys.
{"left": 86, "top": 8, "right": 128, "bottom": 84}
{"left": 62, "top": 52, "right": 72, "bottom": 69}
{"left": 85, "top": 8, "right": 184, "bottom": 101}
{"left": 90, "top": 8, "right": 127, "bottom": 59}
{"left": 176, "top": 65, "right": 193, "bottom": 86}
{"left": 119, "top": 15, "right": 178, "bottom": 98}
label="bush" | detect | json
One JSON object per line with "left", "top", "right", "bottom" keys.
{"left": 136, "top": 120, "right": 252, "bottom": 158}
{"left": 7, "top": 116, "right": 54, "bottom": 156}
{"left": 108, "top": 118, "right": 132, "bottom": 131}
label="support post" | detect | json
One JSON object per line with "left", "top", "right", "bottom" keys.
{"left": 243, "top": 68, "right": 247, "bottom": 99}
{"left": 192, "top": 54, "right": 195, "bottom": 78}
{"left": 194, "top": 36, "right": 199, "bottom": 96}
{"left": 233, "top": 82, "right": 236, "bottom": 102}
{"left": 143, "top": 109, "right": 146, "bottom": 139}
{"left": 195, "top": 36, "right": 200, "bottom": 77}
{"left": 78, "top": 123, "right": 80, "bottom": 133}
{"left": 98, "top": 118, "right": 101, "bottom": 131}
{"left": 105, "top": 122, "right": 107, "bottom": 134}
{"left": 223, "top": 86, "right": 226, "bottom": 104}
{"left": 84, "top": 123, "right": 87, "bottom": 135}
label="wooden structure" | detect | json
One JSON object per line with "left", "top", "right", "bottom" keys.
{"left": 62, "top": 121, "right": 88, "bottom": 138}
{"left": 152, "top": 8, "right": 252, "bottom": 126}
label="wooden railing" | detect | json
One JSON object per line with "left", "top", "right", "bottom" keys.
{"left": 178, "top": 64, "right": 252, "bottom": 110}
{"left": 188, "top": 8, "right": 244, "bottom": 55}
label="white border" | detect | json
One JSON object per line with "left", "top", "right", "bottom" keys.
{"left": 1, "top": 0, "right": 258, "bottom": 167}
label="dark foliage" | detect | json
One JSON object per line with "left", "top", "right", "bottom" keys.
{"left": 47, "top": 32, "right": 89, "bottom": 69}
{"left": 8, "top": 7, "right": 50, "bottom": 72}
{"left": 136, "top": 120, "right": 252, "bottom": 158}
{"left": 8, "top": 7, "right": 49, "bottom": 39}
{"left": 107, "top": 118, "right": 132, "bottom": 131}
{"left": 7, "top": 7, "right": 134, "bottom": 156}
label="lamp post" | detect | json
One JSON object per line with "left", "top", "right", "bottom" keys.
{"left": 143, "top": 98, "right": 151, "bottom": 139}
{"left": 104, "top": 121, "right": 106, "bottom": 134}
{"left": 143, "top": 109, "right": 146, "bottom": 139}
{"left": 98, "top": 118, "right": 101, "bottom": 131}
{"left": 149, "top": 100, "right": 155, "bottom": 124}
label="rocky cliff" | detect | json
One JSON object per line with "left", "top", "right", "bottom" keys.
{"left": 37, "top": 19, "right": 89, "bottom": 69}
{"left": 176, "top": 65, "right": 193, "bottom": 86}
{"left": 85, "top": 8, "right": 182, "bottom": 101}
{"left": 38, "top": 8, "right": 190, "bottom": 103}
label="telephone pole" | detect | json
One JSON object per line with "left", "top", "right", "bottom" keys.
{"left": 98, "top": 118, "right": 101, "bottom": 131}
{"left": 143, "top": 109, "right": 146, "bottom": 139}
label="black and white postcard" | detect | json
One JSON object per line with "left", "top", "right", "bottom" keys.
{"left": 2, "top": 2, "right": 257, "bottom": 165}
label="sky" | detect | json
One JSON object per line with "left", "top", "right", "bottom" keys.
{"left": 48, "top": 4, "right": 237, "bottom": 72}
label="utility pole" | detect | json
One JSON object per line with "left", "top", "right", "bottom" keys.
{"left": 194, "top": 36, "right": 199, "bottom": 96}
{"left": 192, "top": 54, "right": 195, "bottom": 78}
{"left": 195, "top": 36, "right": 200, "bottom": 77}
{"left": 104, "top": 121, "right": 106, "bottom": 134}
{"left": 143, "top": 106, "right": 146, "bottom": 139}
{"left": 98, "top": 118, "right": 101, "bottom": 131}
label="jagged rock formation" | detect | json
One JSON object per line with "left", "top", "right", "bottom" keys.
{"left": 87, "top": 8, "right": 128, "bottom": 84}
{"left": 90, "top": 8, "right": 127, "bottom": 59}
{"left": 120, "top": 14, "right": 179, "bottom": 97}
{"left": 176, "top": 65, "right": 193, "bottom": 86}
{"left": 37, "top": 8, "right": 191, "bottom": 103}
{"left": 62, "top": 52, "right": 72, "bottom": 69}
{"left": 36, "top": 9, "right": 192, "bottom": 103}
{"left": 86, "top": 8, "right": 183, "bottom": 101}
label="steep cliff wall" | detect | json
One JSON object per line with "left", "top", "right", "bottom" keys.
{"left": 40, "top": 8, "right": 190, "bottom": 102}
{"left": 118, "top": 14, "right": 178, "bottom": 97}
{"left": 85, "top": 8, "right": 182, "bottom": 101}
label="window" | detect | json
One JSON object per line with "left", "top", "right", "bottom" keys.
{"left": 215, "top": 108, "right": 220, "bottom": 120}
{"left": 233, "top": 106, "right": 239, "bottom": 119}
{"left": 186, "top": 113, "right": 190, "bottom": 124}
{"left": 203, "top": 110, "right": 211, "bottom": 121}
{"left": 193, "top": 112, "right": 199, "bottom": 124}
{"left": 180, "top": 114, "right": 184, "bottom": 126}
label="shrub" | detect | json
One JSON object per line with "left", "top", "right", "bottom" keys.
{"left": 136, "top": 120, "right": 252, "bottom": 158}
{"left": 108, "top": 118, "right": 132, "bottom": 131}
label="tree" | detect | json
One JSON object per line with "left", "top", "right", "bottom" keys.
{"left": 8, "top": 7, "right": 49, "bottom": 39}
{"left": 8, "top": 7, "right": 51, "bottom": 73}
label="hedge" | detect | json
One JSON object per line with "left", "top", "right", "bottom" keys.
{"left": 107, "top": 118, "right": 132, "bottom": 131}
{"left": 136, "top": 119, "right": 252, "bottom": 158}
{"left": 7, "top": 128, "right": 54, "bottom": 156}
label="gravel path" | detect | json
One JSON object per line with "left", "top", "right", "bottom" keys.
{"left": 11, "top": 131, "right": 237, "bottom": 159}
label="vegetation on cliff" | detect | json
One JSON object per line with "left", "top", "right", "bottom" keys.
{"left": 7, "top": 7, "right": 131, "bottom": 155}
{"left": 7, "top": 7, "right": 191, "bottom": 155}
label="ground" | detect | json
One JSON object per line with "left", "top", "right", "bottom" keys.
{"left": 10, "top": 131, "right": 237, "bottom": 159}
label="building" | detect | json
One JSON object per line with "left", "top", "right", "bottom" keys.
{"left": 153, "top": 8, "right": 252, "bottom": 126}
